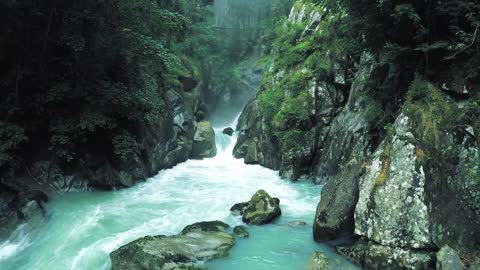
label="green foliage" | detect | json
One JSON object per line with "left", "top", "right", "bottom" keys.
{"left": 275, "top": 129, "right": 305, "bottom": 153}
{"left": 274, "top": 90, "right": 314, "bottom": 124}
{"left": 364, "top": 98, "right": 386, "bottom": 129}
{"left": 258, "top": 88, "right": 285, "bottom": 120}
{"left": 0, "top": 122, "right": 28, "bottom": 167}
{"left": 0, "top": 0, "right": 214, "bottom": 168}
{"left": 112, "top": 131, "right": 138, "bottom": 162}
{"left": 404, "top": 79, "right": 460, "bottom": 149}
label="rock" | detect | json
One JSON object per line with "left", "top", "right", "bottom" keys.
{"left": 18, "top": 200, "right": 45, "bottom": 227}
{"left": 178, "top": 76, "right": 198, "bottom": 92}
{"left": 288, "top": 221, "right": 307, "bottom": 227}
{"left": 233, "top": 99, "right": 281, "bottom": 170}
{"left": 336, "top": 239, "right": 435, "bottom": 270}
{"left": 242, "top": 189, "right": 281, "bottom": 225}
{"left": 354, "top": 114, "right": 434, "bottom": 249}
{"left": 307, "top": 252, "right": 331, "bottom": 270}
{"left": 436, "top": 245, "right": 464, "bottom": 270}
{"left": 222, "top": 127, "right": 234, "bottom": 136}
{"left": 233, "top": 225, "right": 249, "bottom": 238}
{"left": 313, "top": 159, "right": 364, "bottom": 241}
{"left": 230, "top": 202, "right": 249, "bottom": 216}
{"left": 110, "top": 221, "right": 234, "bottom": 270}
{"left": 194, "top": 110, "right": 205, "bottom": 122}
{"left": 190, "top": 121, "right": 217, "bottom": 159}
{"left": 180, "top": 220, "right": 229, "bottom": 234}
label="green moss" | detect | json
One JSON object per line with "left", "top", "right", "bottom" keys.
{"left": 404, "top": 79, "right": 460, "bottom": 151}
{"left": 275, "top": 129, "right": 305, "bottom": 153}
{"left": 258, "top": 87, "right": 285, "bottom": 120}
{"left": 274, "top": 91, "right": 313, "bottom": 124}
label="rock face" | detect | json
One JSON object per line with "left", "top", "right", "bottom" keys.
{"left": 110, "top": 221, "right": 234, "bottom": 270}
{"left": 230, "top": 190, "right": 281, "bottom": 225}
{"left": 191, "top": 121, "right": 217, "bottom": 159}
{"left": 233, "top": 99, "right": 281, "bottom": 169}
{"left": 355, "top": 115, "right": 433, "bottom": 250}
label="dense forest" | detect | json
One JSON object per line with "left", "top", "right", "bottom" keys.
{"left": 0, "top": 0, "right": 479, "bottom": 269}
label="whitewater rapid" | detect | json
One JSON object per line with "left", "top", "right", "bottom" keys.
{"left": 0, "top": 120, "right": 359, "bottom": 270}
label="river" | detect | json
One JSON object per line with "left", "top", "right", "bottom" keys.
{"left": 0, "top": 120, "right": 359, "bottom": 270}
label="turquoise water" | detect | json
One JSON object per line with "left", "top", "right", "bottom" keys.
{"left": 0, "top": 126, "right": 359, "bottom": 270}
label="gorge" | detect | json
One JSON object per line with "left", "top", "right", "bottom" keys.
{"left": 1, "top": 0, "right": 479, "bottom": 269}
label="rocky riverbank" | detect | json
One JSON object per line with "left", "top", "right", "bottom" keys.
{"left": 234, "top": 1, "right": 480, "bottom": 269}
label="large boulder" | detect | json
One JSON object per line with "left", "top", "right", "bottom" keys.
{"left": 110, "top": 221, "right": 234, "bottom": 270}
{"left": 190, "top": 121, "right": 217, "bottom": 159}
{"left": 354, "top": 114, "right": 433, "bottom": 249}
{"left": 230, "top": 189, "right": 281, "bottom": 225}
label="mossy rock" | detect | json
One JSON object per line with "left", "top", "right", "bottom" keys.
{"left": 110, "top": 221, "right": 234, "bottom": 270}
{"left": 180, "top": 221, "right": 229, "bottom": 235}
{"left": 242, "top": 189, "right": 282, "bottom": 225}
{"left": 191, "top": 121, "right": 217, "bottom": 159}
{"left": 233, "top": 225, "right": 249, "bottom": 238}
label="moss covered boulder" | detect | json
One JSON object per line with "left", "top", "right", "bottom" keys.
{"left": 233, "top": 225, "right": 249, "bottom": 238}
{"left": 110, "top": 221, "right": 234, "bottom": 270}
{"left": 230, "top": 189, "right": 281, "bottom": 225}
{"left": 190, "top": 121, "right": 217, "bottom": 159}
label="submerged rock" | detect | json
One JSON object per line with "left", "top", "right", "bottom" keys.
{"left": 288, "top": 221, "right": 307, "bottom": 227}
{"left": 233, "top": 225, "right": 249, "bottom": 238}
{"left": 307, "top": 251, "right": 332, "bottom": 270}
{"left": 191, "top": 121, "right": 217, "bottom": 159}
{"left": 110, "top": 221, "right": 234, "bottom": 270}
{"left": 436, "top": 245, "right": 464, "bottom": 270}
{"left": 222, "top": 127, "right": 234, "bottom": 136}
{"left": 230, "top": 189, "right": 281, "bottom": 225}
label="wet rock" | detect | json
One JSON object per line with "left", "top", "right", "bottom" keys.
{"left": 233, "top": 225, "right": 249, "bottom": 238}
{"left": 230, "top": 202, "right": 249, "bottom": 216}
{"left": 0, "top": 186, "right": 47, "bottom": 238}
{"left": 230, "top": 189, "right": 281, "bottom": 225}
{"left": 222, "top": 127, "right": 234, "bottom": 136}
{"left": 18, "top": 200, "right": 45, "bottom": 227}
{"left": 242, "top": 189, "right": 281, "bottom": 225}
{"left": 110, "top": 221, "right": 234, "bottom": 270}
{"left": 180, "top": 220, "right": 229, "bottom": 235}
{"left": 436, "top": 245, "right": 464, "bottom": 270}
{"left": 336, "top": 239, "right": 435, "bottom": 270}
{"left": 307, "top": 251, "right": 332, "bottom": 270}
{"left": 288, "top": 221, "right": 307, "bottom": 227}
{"left": 190, "top": 121, "right": 217, "bottom": 159}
